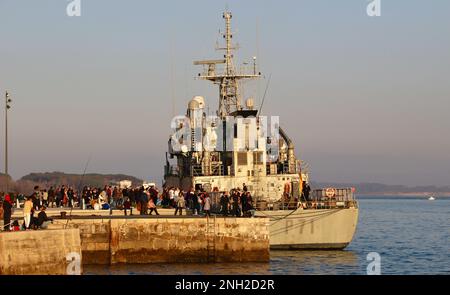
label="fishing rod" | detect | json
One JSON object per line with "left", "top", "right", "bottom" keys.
{"left": 64, "top": 154, "right": 91, "bottom": 229}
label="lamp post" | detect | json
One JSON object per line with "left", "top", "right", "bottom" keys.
{"left": 5, "top": 91, "right": 11, "bottom": 193}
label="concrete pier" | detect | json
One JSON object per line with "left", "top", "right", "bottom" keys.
{"left": 0, "top": 229, "right": 82, "bottom": 275}
{"left": 47, "top": 217, "right": 270, "bottom": 264}
{"left": 10, "top": 208, "right": 188, "bottom": 219}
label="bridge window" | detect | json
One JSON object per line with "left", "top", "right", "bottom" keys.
{"left": 238, "top": 152, "right": 247, "bottom": 165}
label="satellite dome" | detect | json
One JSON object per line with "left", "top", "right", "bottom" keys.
{"left": 193, "top": 96, "right": 205, "bottom": 109}
{"left": 246, "top": 98, "right": 254, "bottom": 110}
{"left": 188, "top": 99, "right": 200, "bottom": 110}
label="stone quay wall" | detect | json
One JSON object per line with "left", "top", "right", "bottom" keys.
{"left": 48, "top": 217, "right": 269, "bottom": 265}
{"left": 0, "top": 229, "right": 82, "bottom": 275}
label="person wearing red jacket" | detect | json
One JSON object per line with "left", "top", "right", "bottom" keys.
{"left": 2, "top": 194, "right": 13, "bottom": 231}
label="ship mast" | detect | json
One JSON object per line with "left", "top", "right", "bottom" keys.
{"left": 223, "top": 11, "right": 234, "bottom": 77}
{"left": 194, "top": 11, "right": 261, "bottom": 118}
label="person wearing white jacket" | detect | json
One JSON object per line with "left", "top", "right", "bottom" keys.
{"left": 174, "top": 194, "right": 185, "bottom": 216}
{"left": 23, "top": 197, "right": 33, "bottom": 229}
{"left": 203, "top": 195, "right": 211, "bottom": 217}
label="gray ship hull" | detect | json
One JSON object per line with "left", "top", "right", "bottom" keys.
{"left": 256, "top": 207, "right": 359, "bottom": 250}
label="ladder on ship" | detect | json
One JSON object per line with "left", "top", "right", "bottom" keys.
{"left": 206, "top": 216, "right": 216, "bottom": 263}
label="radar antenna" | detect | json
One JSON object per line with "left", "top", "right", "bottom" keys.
{"left": 194, "top": 11, "right": 261, "bottom": 118}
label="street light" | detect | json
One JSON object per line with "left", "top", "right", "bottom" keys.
{"left": 5, "top": 91, "right": 12, "bottom": 193}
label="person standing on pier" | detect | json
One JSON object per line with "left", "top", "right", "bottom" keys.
{"left": 62, "top": 186, "right": 68, "bottom": 207}
{"left": 123, "top": 198, "right": 132, "bottom": 216}
{"left": 174, "top": 193, "right": 185, "bottom": 216}
{"left": 31, "top": 186, "right": 40, "bottom": 211}
{"left": 42, "top": 189, "right": 48, "bottom": 207}
{"left": 241, "top": 192, "right": 248, "bottom": 216}
{"left": 2, "top": 194, "right": 13, "bottom": 231}
{"left": 48, "top": 186, "right": 55, "bottom": 208}
{"left": 106, "top": 186, "right": 112, "bottom": 204}
{"left": 231, "top": 190, "right": 241, "bottom": 217}
{"left": 203, "top": 194, "right": 211, "bottom": 217}
{"left": 186, "top": 189, "right": 194, "bottom": 211}
{"left": 55, "top": 187, "right": 62, "bottom": 207}
{"left": 148, "top": 197, "right": 159, "bottom": 215}
{"left": 174, "top": 187, "right": 181, "bottom": 207}
{"left": 139, "top": 187, "right": 148, "bottom": 215}
{"left": 303, "top": 182, "right": 311, "bottom": 202}
{"left": 112, "top": 186, "right": 119, "bottom": 209}
{"left": 23, "top": 197, "right": 33, "bottom": 229}
{"left": 192, "top": 191, "right": 200, "bottom": 216}
{"left": 220, "top": 192, "right": 229, "bottom": 216}
{"left": 149, "top": 185, "right": 159, "bottom": 206}
{"left": 67, "top": 188, "right": 74, "bottom": 208}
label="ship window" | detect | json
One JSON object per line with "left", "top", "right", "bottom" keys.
{"left": 238, "top": 152, "right": 247, "bottom": 165}
{"left": 253, "top": 152, "right": 263, "bottom": 164}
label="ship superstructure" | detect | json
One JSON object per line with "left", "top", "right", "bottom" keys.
{"left": 165, "top": 11, "right": 304, "bottom": 204}
{"left": 164, "top": 11, "right": 358, "bottom": 249}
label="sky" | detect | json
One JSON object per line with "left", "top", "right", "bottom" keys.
{"left": 0, "top": 0, "right": 449, "bottom": 186}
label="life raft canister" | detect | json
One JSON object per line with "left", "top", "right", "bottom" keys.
{"left": 284, "top": 183, "right": 291, "bottom": 193}
{"left": 325, "top": 188, "right": 336, "bottom": 198}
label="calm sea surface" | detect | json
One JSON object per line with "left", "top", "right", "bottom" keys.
{"left": 85, "top": 196, "right": 450, "bottom": 275}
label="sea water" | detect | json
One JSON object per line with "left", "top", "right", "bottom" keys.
{"left": 85, "top": 196, "right": 450, "bottom": 275}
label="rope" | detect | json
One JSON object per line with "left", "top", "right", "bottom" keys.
{"left": 270, "top": 209, "right": 343, "bottom": 237}
{"left": 255, "top": 206, "right": 345, "bottom": 225}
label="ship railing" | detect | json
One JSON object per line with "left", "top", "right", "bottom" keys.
{"left": 266, "top": 162, "right": 295, "bottom": 176}
{"left": 211, "top": 164, "right": 224, "bottom": 176}
{"left": 194, "top": 189, "right": 357, "bottom": 213}
{"left": 191, "top": 164, "right": 225, "bottom": 177}
{"left": 192, "top": 165, "right": 203, "bottom": 176}
{"left": 254, "top": 200, "right": 300, "bottom": 211}
{"left": 207, "top": 191, "right": 259, "bottom": 214}
{"left": 207, "top": 192, "right": 353, "bottom": 212}
{"left": 208, "top": 191, "right": 223, "bottom": 213}
{"left": 305, "top": 188, "right": 358, "bottom": 209}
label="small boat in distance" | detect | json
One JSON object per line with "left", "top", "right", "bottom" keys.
{"left": 428, "top": 195, "right": 436, "bottom": 201}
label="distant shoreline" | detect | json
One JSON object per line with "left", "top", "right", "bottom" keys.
{"left": 357, "top": 193, "right": 450, "bottom": 197}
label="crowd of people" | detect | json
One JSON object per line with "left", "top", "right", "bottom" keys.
{"left": 166, "top": 185, "right": 255, "bottom": 218}
{"left": 0, "top": 183, "right": 256, "bottom": 232}
{"left": 1, "top": 191, "right": 53, "bottom": 232}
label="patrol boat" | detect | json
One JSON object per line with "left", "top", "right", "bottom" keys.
{"left": 164, "top": 11, "right": 358, "bottom": 249}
